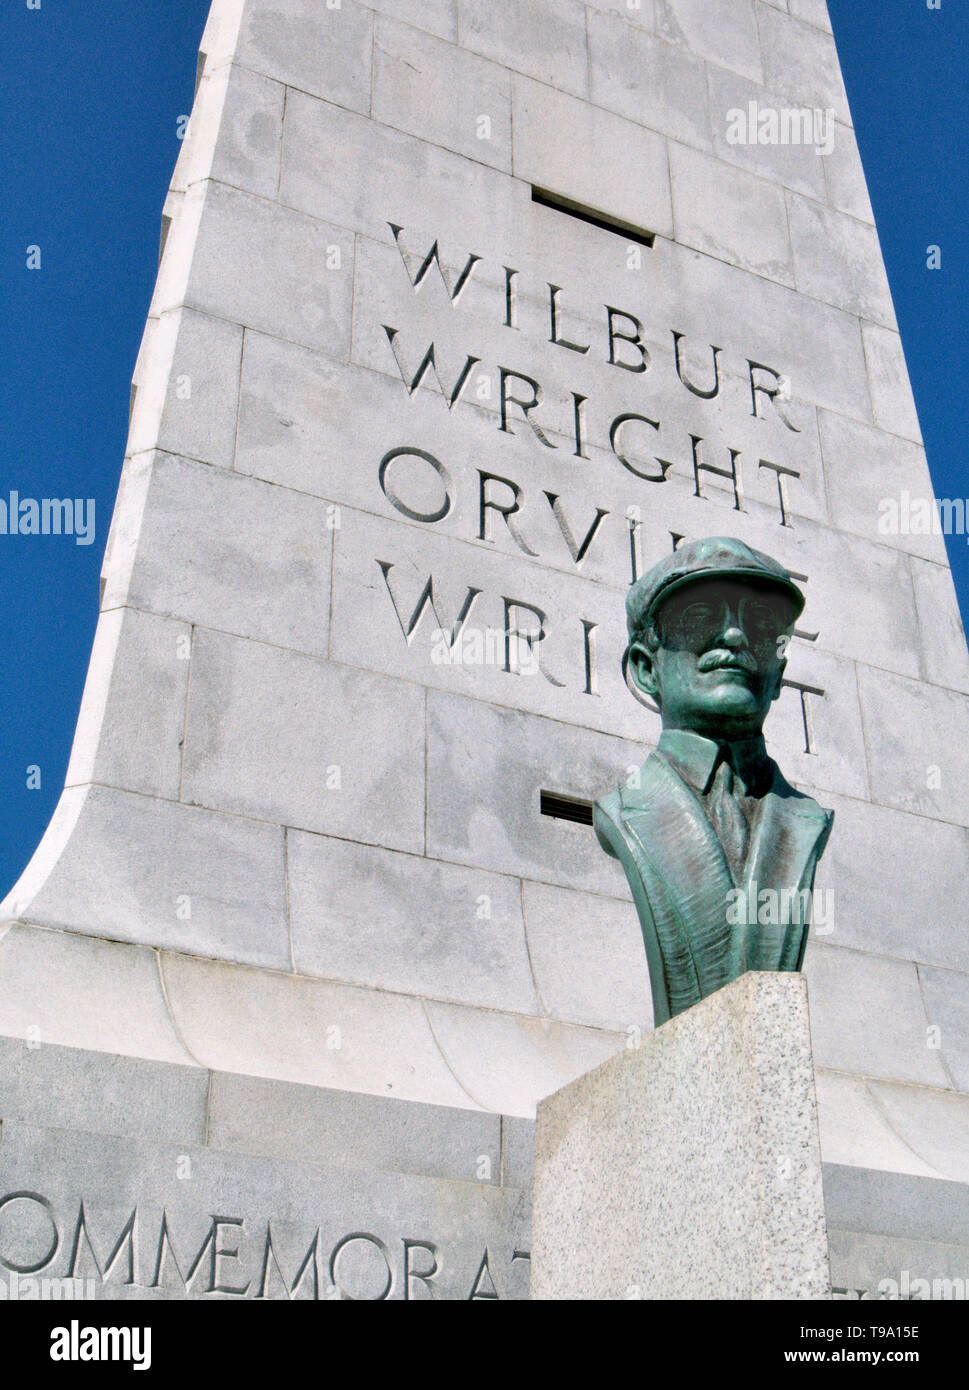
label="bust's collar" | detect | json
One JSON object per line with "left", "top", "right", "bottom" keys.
{"left": 656, "top": 728, "right": 772, "bottom": 797}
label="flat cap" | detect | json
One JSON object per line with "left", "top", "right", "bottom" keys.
{"left": 626, "top": 535, "right": 805, "bottom": 640}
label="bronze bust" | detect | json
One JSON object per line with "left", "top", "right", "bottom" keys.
{"left": 594, "top": 536, "right": 833, "bottom": 1024}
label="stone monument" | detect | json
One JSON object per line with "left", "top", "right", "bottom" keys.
{"left": 2, "top": 0, "right": 968, "bottom": 1300}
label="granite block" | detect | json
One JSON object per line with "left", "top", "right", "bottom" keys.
{"left": 531, "top": 973, "right": 830, "bottom": 1299}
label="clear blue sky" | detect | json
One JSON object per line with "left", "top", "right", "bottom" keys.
{"left": 0, "top": 0, "right": 965, "bottom": 897}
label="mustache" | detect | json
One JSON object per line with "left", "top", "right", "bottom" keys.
{"left": 697, "top": 648, "right": 758, "bottom": 674}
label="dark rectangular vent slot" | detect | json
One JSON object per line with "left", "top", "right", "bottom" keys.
{"left": 531, "top": 187, "right": 655, "bottom": 249}
{"left": 540, "top": 791, "right": 594, "bottom": 826}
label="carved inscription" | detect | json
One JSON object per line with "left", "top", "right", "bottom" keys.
{"left": 0, "top": 1192, "right": 529, "bottom": 1301}
{"left": 366, "top": 222, "right": 824, "bottom": 734}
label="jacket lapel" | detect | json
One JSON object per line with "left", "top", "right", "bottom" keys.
{"left": 620, "top": 752, "right": 738, "bottom": 1004}
{"left": 741, "top": 777, "right": 833, "bottom": 970}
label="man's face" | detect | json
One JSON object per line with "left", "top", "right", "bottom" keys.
{"left": 628, "top": 577, "right": 794, "bottom": 740}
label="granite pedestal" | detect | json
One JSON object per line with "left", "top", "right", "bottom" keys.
{"left": 531, "top": 973, "right": 830, "bottom": 1300}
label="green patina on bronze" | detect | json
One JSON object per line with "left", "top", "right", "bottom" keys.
{"left": 594, "top": 536, "right": 834, "bottom": 1024}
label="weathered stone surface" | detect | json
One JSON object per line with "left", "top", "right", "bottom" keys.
{"left": 425, "top": 692, "right": 644, "bottom": 894}
{"left": 804, "top": 942, "right": 949, "bottom": 1088}
{"left": 180, "top": 628, "right": 426, "bottom": 853}
{"left": 521, "top": 880, "right": 652, "bottom": 1032}
{"left": 818, "top": 1069, "right": 969, "bottom": 1188}
{"left": 155, "top": 181, "right": 355, "bottom": 357}
{"left": 823, "top": 121, "right": 875, "bottom": 224}
{"left": 789, "top": 0, "right": 833, "bottom": 35}
{"left": 856, "top": 667, "right": 969, "bottom": 825}
{"left": 708, "top": 65, "right": 828, "bottom": 201}
{"left": 425, "top": 998, "right": 622, "bottom": 1116}
{"left": 460, "top": 0, "right": 589, "bottom": 99}
{"left": 374, "top": 16, "right": 512, "bottom": 172}
{"left": 657, "top": 0, "right": 762, "bottom": 82}
{"left": 64, "top": 606, "right": 191, "bottom": 800}
{"left": 159, "top": 951, "right": 485, "bottom": 1108}
{"left": 279, "top": 90, "right": 524, "bottom": 257}
{"left": 7, "top": 784, "right": 288, "bottom": 968}
{"left": 531, "top": 974, "right": 830, "bottom": 1299}
{"left": 0, "top": 1118, "right": 531, "bottom": 1300}
{"left": 862, "top": 322, "right": 922, "bottom": 441}
{"left": 128, "top": 307, "right": 244, "bottom": 468}
{"left": 179, "top": 61, "right": 285, "bottom": 199}
{"left": 511, "top": 75, "right": 673, "bottom": 239}
{"left": 911, "top": 557, "right": 969, "bottom": 695}
{"left": 825, "top": 1163, "right": 969, "bottom": 1299}
{"left": 757, "top": 4, "right": 851, "bottom": 125}
{"left": 0, "top": 1037, "right": 208, "bottom": 1147}
{"left": 788, "top": 193, "right": 897, "bottom": 328}
{"left": 206, "top": 1071, "right": 501, "bottom": 1182}
{"left": 120, "top": 451, "right": 334, "bottom": 657}
{"left": 587, "top": 11, "right": 712, "bottom": 149}
{"left": 916, "top": 967, "right": 969, "bottom": 1095}
{"left": 815, "top": 1070, "right": 946, "bottom": 1180}
{"left": 233, "top": 0, "right": 373, "bottom": 112}
{"left": 818, "top": 410, "right": 943, "bottom": 562}
{"left": 670, "top": 143, "right": 795, "bottom": 286}
{"left": 367, "top": 0, "right": 457, "bottom": 42}
{"left": 288, "top": 830, "right": 542, "bottom": 1013}
{"left": 843, "top": 1083, "right": 969, "bottom": 1186}
{"left": 0, "top": 925, "right": 195, "bottom": 1066}
{"left": 812, "top": 792, "right": 969, "bottom": 971}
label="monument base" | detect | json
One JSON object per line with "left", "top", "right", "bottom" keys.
{"left": 530, "top": 972, "right": 830, "bottom": 1300}
{"left": 0, "top": 1036, "right": 533, "bottom": 1301}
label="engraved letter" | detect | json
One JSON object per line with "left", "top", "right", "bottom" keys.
{"left": 388, "top": 223, "right": 480, "bottom": 303}
{"left": 0, "top": 1193, "right": 59, "bottom": 1275}
{"left": 479, "top": 471, "right": 540, "bottom": 556}
{"left": 748, "top": 360, "right": 801, "bottom": 433}
{"left": 607, "top": 307, "right": 650, "bottom": 373}
{"left": 672, "top": 331, "right": 722, "bottom": 399}
{"left": 759, "top": 459, "right": 801, "bottom": 527}
{"left": 548, "top": 284, "right": 590, "bottom": 354}
{"left": 609, "top": 413, "right": 672, "bottom": 482}
{"left": 67, "top": 1204, "right": 137, "bottom": 1286}
{"left": 544, "top": 492, "right": 609, "bottom": 565}
{"left": 378, "top": 561, "right": 481, "bottom": 648}
{"left": 378, "top": 447, "right": 453, "bottom": 524}
{"left": 499, "top": 368, "right": 557, "bottom": 448}
{"left": 328, "top": 1232, "right": 393, "bottom": 1302}
{"left": 383, "top": 327, "right": 479, "bottom": 410}
{"left": 691, "top": 436, "right": 745, "bottom": 511}
{"left": 503, "top": 599, "right": 565, "bottom": 687}
{"left": 403, "top": 1240, "right": 441, "bottom": 1300}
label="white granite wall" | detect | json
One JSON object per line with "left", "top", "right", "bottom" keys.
{"left": 3, "top": 0, "right": 968, "bottom": 1185}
